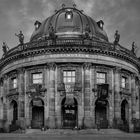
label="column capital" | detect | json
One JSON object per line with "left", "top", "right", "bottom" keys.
{"left": 83, "top": 63, "right": 92, "bottom": 70}
{"left": 2, "top": 74, "right": 8, "bottom": 80}
{"left": 47, "top": 63, "right": 56, "bottom": 71}
{"left": 17, "top": 67, "right": 25, "bottom": 74}
{"left": 113, "top": 67, "right": 121, "bottom": 73}
{"left": 131, "top": 73, "right": 137, "bottom": 79}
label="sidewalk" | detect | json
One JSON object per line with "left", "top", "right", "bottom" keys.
{"left": 25, "top": 128, "right": 127, "bottom": 135}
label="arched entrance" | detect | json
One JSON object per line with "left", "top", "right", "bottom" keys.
{"left": 61, "top": 97, "right": 78, "bottom": 128}
{"left": 31, "top": 98, "right": 44, "bottom": 128}
{"left": 121, "top": 100, "right": 129, "bottom": 124}
{"left": 10, "top": 100, "right": 18, "bottom": 124}
{"left": 95, "top": 99, "right": 108, "bottom": 128}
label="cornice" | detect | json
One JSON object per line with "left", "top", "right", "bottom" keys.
{"left": 0, "top": 39, "right": 139, "bottom": 71}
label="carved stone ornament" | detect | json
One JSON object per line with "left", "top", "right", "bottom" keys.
{"left": 7, "top": 93, "right": 18, "bottom": 103}
{"left": 17, "top": 67, "right": 25, "bottom": 74}
{"left": 47, "top": 63, "right": 56, "bottom": 71}
{"left": 27, "top": 84, "right": 46, "bottom": 98}
{"left": 83, "top": 63, "right": 92, "bottom": 70}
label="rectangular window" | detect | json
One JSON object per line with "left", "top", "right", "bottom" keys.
{"left": 63, "top": 71, "right": 75, "bottom": 84}
{"left": 121, "top": 76, "right": 127, "bottom": 88}
{"left": 97, "top": 72, "right": 106, "bottom": 84}
{"left": 11, "top": 77, "right": 17, "bottom": 88}
{"left": 32, "top": 73, "right": 43, "bottom": 84}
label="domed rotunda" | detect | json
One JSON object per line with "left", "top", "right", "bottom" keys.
{"left": 0, "top": 5, "right": 140, "bottom": 132}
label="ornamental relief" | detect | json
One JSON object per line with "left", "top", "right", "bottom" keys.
{"left": 7, "top": 94, "right": 18, "bottom": 105}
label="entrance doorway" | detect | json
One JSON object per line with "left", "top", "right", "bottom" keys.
{"left": 121, "top": 100, "right": 129, "bottom": 124}
{"left": 95, "top": 99, "right": 108, "bottom": 128}
{"left": 10, "top": 100, "right": 18, "bottom": 124}
{"left": 61, "top": 97, "right": 78, "bottom": 128}
{"left": 31, "top": 99, "right": 44, "bottom": 128}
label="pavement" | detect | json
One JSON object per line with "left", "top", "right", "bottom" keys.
{"left": 0, "top": 129, "right": 140, "bottom": 140}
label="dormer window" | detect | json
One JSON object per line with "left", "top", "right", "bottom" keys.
{"left": 65, "top": 11, "right": 73, "bottom": 21}
{"left": 97, "top": 20, "right": 104, "bottom": 30}
{"left": 34, "top": 20, "right": 41, "bottom": 30}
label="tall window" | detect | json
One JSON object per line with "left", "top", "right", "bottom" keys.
{"left": 63, "top": 71, "right": 75, "bottom": 84}
{"left": 11, "top": 77, "right": 17, "bottom": 88}
{"left": 121, "top": 76, "right": 127, "bottom": 88}
{"left": 32, "top": 73, "right": 43, "bottom": 84}
{"left": 97, "top": 72, "right": 106, "bottom": 84}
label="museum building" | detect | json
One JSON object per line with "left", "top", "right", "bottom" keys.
{"left": 0, "top": 5, "right": 140, "bottom": 132}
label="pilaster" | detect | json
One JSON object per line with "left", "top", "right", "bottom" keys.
{"left": 48, "top": 63, "right": 56, "bottom": 128}
{"left": 83, "top": 63, "right": 92, "bottom": 128}
{"left": 114, "top": 67, "right": 121, "bottom": 127}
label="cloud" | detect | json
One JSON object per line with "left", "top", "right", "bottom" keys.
{"left": 0, "top": 0, "right": 140, "bottom": 57}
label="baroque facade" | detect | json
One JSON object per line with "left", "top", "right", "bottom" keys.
{"left": 0, "top": 5, "right": 140, "bottom": 132}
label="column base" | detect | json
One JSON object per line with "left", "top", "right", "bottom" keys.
{"left": 17, "top": 118, "right": 26, "bottom": 130}
{"left": 83, "top": 117, "right": 93, "bottom": 128}
{"left": 129, "top": 123, "right": 134, "bottom": 133}
{"left": 48, "top": 117, "right": 56, "bottom": 129}
{"left": 55, "top": 116, "right": 62, "bottom": 129}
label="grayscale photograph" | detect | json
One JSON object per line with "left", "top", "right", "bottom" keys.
{"left": 0, "top": 0, "right": 140, "bottom": 139}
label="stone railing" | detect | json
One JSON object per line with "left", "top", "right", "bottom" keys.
{"left": 0, "top": 38, "right": 139, "bottom": 69}
{"left": 2, "top": 38, "right": 135, "bottom": 58}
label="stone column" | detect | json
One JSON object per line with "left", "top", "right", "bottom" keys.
{"left": 131, "top": 74, "right": 137, "bottom": 119}
{"left": 17, "top": 68, "right": 25, "bottom": 129}
{"left": 2, "top": 75, "right": 9, "bottom": 132}
{"left": 48, "top": 63, "right": 56, "bottom": 128}
{"left": 83, "top": 63, "right": 92, "bottom": 128}
{"left": 44, "top": 66, "right": 49, "bottom": 128}
{"left": 55, "top": 67, "right": 62, "bottom": 128}
{"left": 77, "top": 67, "right": 84, "bottom": 128}
{"left": 108, "top": 69, "right": 114, "bottom": 128}
{"left": 24, "top": 70, "right": 30, "bottom": 127}
{"left": 3, "top": 75, "right": 8, "bottom": 120}
{"left": 114, "top": 68, "right": 121, "bottom": 127}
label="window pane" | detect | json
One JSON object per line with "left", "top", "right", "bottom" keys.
{"left": 67, "top": 77, "right": 72, "bottom": 83}
{"left": 67, "top": 72, "right": 71, "bottom": 76}
{"left": 72, "top": 71, "right": 75, "bottom": 76}
{"left": 97, "top": 72, "right": 106, "bottom": 84}
{"left": 72, "top": 77, "right": 75, "bottom": 83}
{"left": 32, "top": 73, "right": 43, "bottom": 84}
{"left": 63, "top": 71, "right": 67, "bottom": 76}
{"left": 12, "top": 78, "right": 17, "bottom": 88}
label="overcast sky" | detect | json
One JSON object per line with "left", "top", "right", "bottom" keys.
{"left": 0, "top": 0, "right": 140, "bottom": 57}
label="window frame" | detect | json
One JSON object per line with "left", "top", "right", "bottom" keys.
{"left": 96, "top": 72, "right": 107, "bottom": 84}
{"left": 63, "top": 70, "right": 76, "bottom": 84}
{"left": 121, "top": 76, "right": 127, "bottom": 89}
{"left": 32, "top": 72, "right": 43, "bottom": 84}
{"left": 11, "top": 77, "right": 17, "bottom": 89}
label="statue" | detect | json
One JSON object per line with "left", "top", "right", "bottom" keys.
{"left": 48, "top": 23, "right": 56, "bottom": 40}
{"left": 131, "top": 42, "right": 137, "bottom": 54}
{"left": 15, "top": 30, "right": 24, "bottom": 44}
{"left": 2, "top": 42, "right": 9, "bottom": 55}
{"left": 84, "top": 24, "right": 91, "bottom": 39}
{"left": 114, "top": 30, "right": 120, "bottom": 45}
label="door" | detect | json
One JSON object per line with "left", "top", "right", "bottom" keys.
{"left": 62, "top": 97, "right": 78, "bottom": 128}
{"left": 32, "top": 106, "right": 44, "bottom": 128}
{"left": 95, "top": 99, "right": 108, "bottom": 128}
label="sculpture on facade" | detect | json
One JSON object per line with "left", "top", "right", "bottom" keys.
{"left": 48, "top": 23, "right": 56, "bottom": 41}
{"left": 15, "top": 30, "right": 24, "bottom": 45}
{"left": 114, "top": 30, "right": 120, "bottom": 45}
{"left": 84, "top": 24, "right": 91, "bottom": 39}
{"left": 131, "top": 42, "right": 137, "bottom": 55}
{"left": 2, "top": 42, "right": 9, "bottom": 56}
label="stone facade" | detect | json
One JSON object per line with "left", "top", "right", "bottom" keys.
{"left": 0, "top": 5, "right": 140, "bottom": 132}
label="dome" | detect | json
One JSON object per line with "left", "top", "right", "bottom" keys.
{"left": 30, "top": 6, "right": 108, "bottom": 42}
